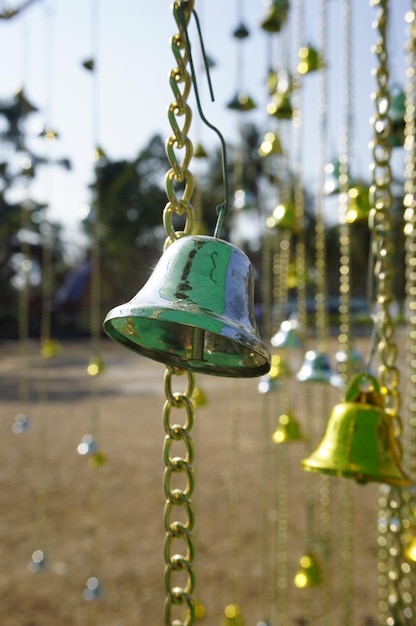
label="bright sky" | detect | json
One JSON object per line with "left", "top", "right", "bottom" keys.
{"left": 0, "top": 0, "right": 410, "bottom": 257}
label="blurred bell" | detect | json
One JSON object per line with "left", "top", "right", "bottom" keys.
{"left": 260, "top": 0, "right": 290, "bottom": 33}
{"left": 301, "top": 373, "right": 411, "bottom": 486}
{"left": 82, "top": 57, "right": 95, "bottom": 71}
{"left": 267, "top": 201, "right": 300, "bottom": 234}
{"left": 191, "top": 386, "right": 208, "bottom": 407}
{"left": 272, "top": 411, "right": 305, "bottom": 443}
{"left": 271, "top": 318, "right": 302, "bottom": 349}
{"left": 227, "top": 91, "right": 256, "bottom": 112}
{"left": 330, "top": 347, "right": 364, "bottom": 389}
{"left": 258, "top": 375, "right": 279, "bottom": 394}
{"left": 232, "top": 21, "right": 250, "bottom": 39}
{"left": 104, "top": 235, "right": 270, "bottom": 378}
{"left": 223, "top": 603, "right": 244, "bottom": 626}
{"left": 294, "top": 553, "right": 322, "bottom": 588}
{"left": 296, "top": 350, "right": 332, "bottom": 383}
{"left": 194, "top": 142, "right": 208, "bottom": 158}
{"left": 233, "top": 188, "right": 256, "bottom": 211}
{"left": 297, "top": 45, "right": 325, "bottom": 75}
{"left": 389, "top": 89, "right": 406, "bottom": 147}
{"left": 324, "top": 159, "right": 342, "bottom": 195}
{"left": 28, "top": 549, "right": 46, "bottom": 573}
{"left": 269, "top": 353, "right": 291, "bottom": 379}
{"left": 12, "top": 412, "right": 31, "bottom": 433}
{"left": 259, "top": 131, "right": 283, "bottom": 158}
{"left": 346, "top": 182, "right": 370, "bottom": 223}
{"left": 404, "top": 534, "right": 416, "bottom": 562}
{"left": 83, "top": 576, "right": 103, "bottom": 601}
{"left": 266, "top": 92, "right": 293, "bottom": 119}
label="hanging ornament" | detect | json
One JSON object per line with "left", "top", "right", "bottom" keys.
{"left": 266, "top": 91, "right": 293, "bottom": 119}
{"left": 12, "top": 412, "right": 31, "bottom": 433}
{"left": 301, "top": 373, "right": 411, "bottom": 486}
{"left": 191, "top": 385, "right": 208, "bottom": 407}
{"left": 77, "top": 434, "right": 97, "bottom": 456}
{"left": 83, "top": 576, "right": 103, "bottom": 600}
{"left": 227, "top": 91, "right": 256, "bottom": 111}
{"left": 296, "top": 349, "right": 332, "bottom": 383}
{"left": 260, "top": 0, "right": 290, "bottom": 33}
{"left": 297, "top": 44, "right": 325, "bottom": 75}
{"left": 294, "top": 553, "right": 323, "bottom": 588}
{"left": 266, "top": 201, "right": 300, "bottom": 233}
{"left": 272, "top": 411, "right": 305, "bottom": 443}
{"left": 346, "top": 182, "right": 371, "bottom": 223}
{"left": 87, "top": 355, "right": 105, "bottom": 376}
{"left": 389, "top": 87, "right": 406, "bottom": 147}
{"left": 258, "top": 131, "right": 283, "bottom": 158}
{"left": 232, "top": 21, "right": 250, "bottom": 39}
{"left": 329, "top": 347, "right": 364, "bottom": 389}
{"left": 232, "top": 188, "right": 256, "bottom": 211}
{"left": 194, "top": 142, "right": 208, "bottom": 158}
{"left": 28, "top": 549, "right": 46, "bottom": 573}
{"left": 271, "top": 318, "right": 303, "bottom": 349}
{"left": 222, "top": 603, "right": 244, "bottom": 625}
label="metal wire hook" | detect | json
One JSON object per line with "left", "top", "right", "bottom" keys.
{"left": 177, "top": 3, "right": 229, "bottom": 239}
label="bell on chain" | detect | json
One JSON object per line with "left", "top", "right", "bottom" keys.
{"left": 389, "top": 88, "right": 406, "bottom": 148}
{"left": 266, "top": 201, "right": 300, "bottom": 234}
{"left": 297, "top": 44, "right": 325, "bottom": 75}
{"left": 301, "top": 373, "right": 411, "bottom": 486}
{"left": 266, "top": 92, "right": 293, "bottom": 119}
{"left": 258, "top": 131, "right": 283, "bottom": 158}
{"left": 227, "top": 91, "right": 256, "bottom": 112}
{"left": 232, "top": 21, "right": 250, "bottom": 39}
{"left": 260, "top": 0, "right": 290, "bottom": 34}
{"left": 293, "top": 553, "right": 323, "bottom": 588}
{"left": 104, "top": 235, "right": 270, "bottom": 378}
{"left": 346, "top": 182, "right": 371, "bottom": 223}
{"left": 296, "top": 349, "right": 332, "bottom": 383}
{"left": 271, "top": 318, "right": 303, "bottom": 349}
{"left": 272, "top": 411, "right": 305, "bottom": 443}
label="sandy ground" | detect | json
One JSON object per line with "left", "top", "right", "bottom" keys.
{"left": 0, "top": 334, "right": 393, "bottom": 625}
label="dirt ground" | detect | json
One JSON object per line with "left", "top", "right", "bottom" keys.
{"left": 0, "top": 331, "right": 400, "bottom": 625}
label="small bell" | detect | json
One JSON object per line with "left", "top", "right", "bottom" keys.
{"left": 223, "top": 604, "right": 244, "bottom": 626}
{"left": 257, "top": 375, "right": 279, "bottom": 394}
{"left": 83, "top": 576, "right": 104, "bottom": 601}
{"left": 232, "top": 21, "right": 250, "bottom": 39}
{"left": 258, "top": 131, "right": 283, "bottom": 158}
{"left": 271, "top": 318, "right": 303, "bottom": 349}
{"left": 272, "top": 411, "right": 305, "bottom": 443}
{"left": 404, "top": 534, "right": 416, "bottom": 562}
{"left": 260, "top": 0, "right": 290, "bottom": 33}
{"left": 12, "top": 412, "right": 31, "bottom": 433}
{"left": 28, "top": 549, "right": 46, "bottom": 573}
{"left": 194, "top": 142, "right": 208, "bottom": 158}
{"left": 266, "top": 201, "right": 300, "bottom": 234}
{"left": 389, "top": 88, "right": 406, "bottom": 148}
{"left": 104, "top": 235, "right": 270, "bottom": 378}
{"left": 191, "top": 386, "right": 208, "bottom": 407}
{"left": 296, "top": 350, "right": 332, "bottom": 383}
{"left": 294, "top": 553, "right": 323, "bottom": 588}
{"left": 227, "top": 92, "right": 256, "bottom": 112}
{"left": 346, "top": 182, "right": 371, "bottom": 223}
{"left": 266, "top": 92, "right": 293, "bottom": 119}
{"left": 301, "top": 373, "right": 411, "bottom": 486}
{"left": 297, "top": 45, "right": 325, "bottom": 75}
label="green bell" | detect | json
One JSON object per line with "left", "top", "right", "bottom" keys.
{"left": 222, "top": 604, "right": 244, "bottom": 626}
{"left": 346, "top": 182, "right": 371, "bottom": 223}
{"left": 390, "top": 88, "right": 406, "bottom": 147}
{"left": 267, "top": 201, "right": 300, "bottom": 233}
{"left": 272, "top": 411, "right": 305, "bottom": 443}
{"left": 296, "top": 350, "right": 332, "bottom": 383}
{"left": 271, "top": 318, "right": 303, "bottom": 349}
{"left": 260, "top": 0, "right": 290, "bottom": 33}
{"left": 301, "top": 373, "right": 411, "bottom": 486}
{"left": 227, "top": 91, "right": 256, "bottom": 112}
{"left": 294, "top": 553, "right": 323, "bottom": 588}
{"left": 232, "top": 21, "right": 250, "bottom": 39}
{"left": 297, "top": 44, "right": 325, "bottom": 75}
{"left": 259, "top": 131, "right": 283, "bottom": 158}
{"left": 103, "top": 235, "right": 270, "bottom": 378}
{"left": 266, "top": 92, "right": 293, "bottom": 119}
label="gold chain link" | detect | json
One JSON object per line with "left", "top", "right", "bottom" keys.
{"left": 163, "top": 3, "right": 196, "bottom": 625}
{"left": 369, "top": 3, "right": 415, "bottom": 625}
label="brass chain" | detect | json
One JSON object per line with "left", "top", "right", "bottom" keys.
{"left": 369, "top": 2, "right": 413, "bottom": 625}
{"left": 163, "top": 3, "right": 196, "bottom": 625}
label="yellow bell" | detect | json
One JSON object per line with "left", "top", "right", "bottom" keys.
{"left": 346, "top": 182, "right": 371, "bottom": 223}
{"left": 266, "top": 92, "right": 293, "bottom": 120}
{"left": 272, "top": 411, "right": 305, "bottom": 443}
{"left": 227, "top": 92, "right": 256, "bottom": 112}
{"left": 294, "top": 553, "right": 323, "bottom": 588}
{"left": 258, "top": 131, "right": 283, "bottom": 158}
{"left": 301, "top": 373, "right": 411, "bottom": 486}
{"left": 191, "top": 386, "right": 208, "bottom": 408}
{"left": 223, "top": 603, "right": 244, "bottom": 626}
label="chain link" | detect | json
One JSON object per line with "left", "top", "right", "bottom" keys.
{"left": 369, "top": 3, "right": 414, "bottom": 625}
{"left": 163, "top": 4, "right": 196, "bottom": 624}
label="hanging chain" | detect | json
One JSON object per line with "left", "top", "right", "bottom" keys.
{"left": 164, "top": 1, "right": 195, "bottom": 249}
{"left": 163, "top": 3, "right": 196, "bottom": 625}
{"left": 369, "top": 2, "right": 413, "bottom": 625}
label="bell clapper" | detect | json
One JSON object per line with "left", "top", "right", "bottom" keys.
{"left": 189, "top": 326, "right": 206, "bottom": 368}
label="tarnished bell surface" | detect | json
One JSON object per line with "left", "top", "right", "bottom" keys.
{"left": 103, "top": 235, "right": 271, "bottom": 378}
{"left": 301, "top": 373, "right": 411, "bottom": 486}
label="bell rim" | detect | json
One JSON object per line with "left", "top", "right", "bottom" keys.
{"left": 103, "top": 306, "right": 271, "bottom": 378}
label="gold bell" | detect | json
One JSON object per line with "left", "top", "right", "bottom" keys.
{"left": 258, "top": 131, "right": 283, "bottom": 158}
{"left": 227, "top": 92, "right": 256, "bottom": 112}
{"left": 272, "top": 411, "right": 305, "bottom": 443}
{"left": 103, "top": 235, "right": 271, "bottom": 378}
{"left": 223, "top": 604, "right": 244, "bottom": 626}
{"left": 301, "top": 373, "right": 411, "bottom": 486}
{"left": 294, "top": 553, "right": 323, "bottom": 588}
{"left": 296, "top": 350, "right": 332, "bottom": 383}
{"left": 346, "top": 182, "right": 371, "bottom": 223}
{"left": 266, "top": 92, "right": 293, "bottom": 119}
{"left": 260, "top": 0, "right": 290, "bottom": 34}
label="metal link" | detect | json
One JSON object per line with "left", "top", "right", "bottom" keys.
{"left": 162, "top": 7, "right": 196, "bottom": 620}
